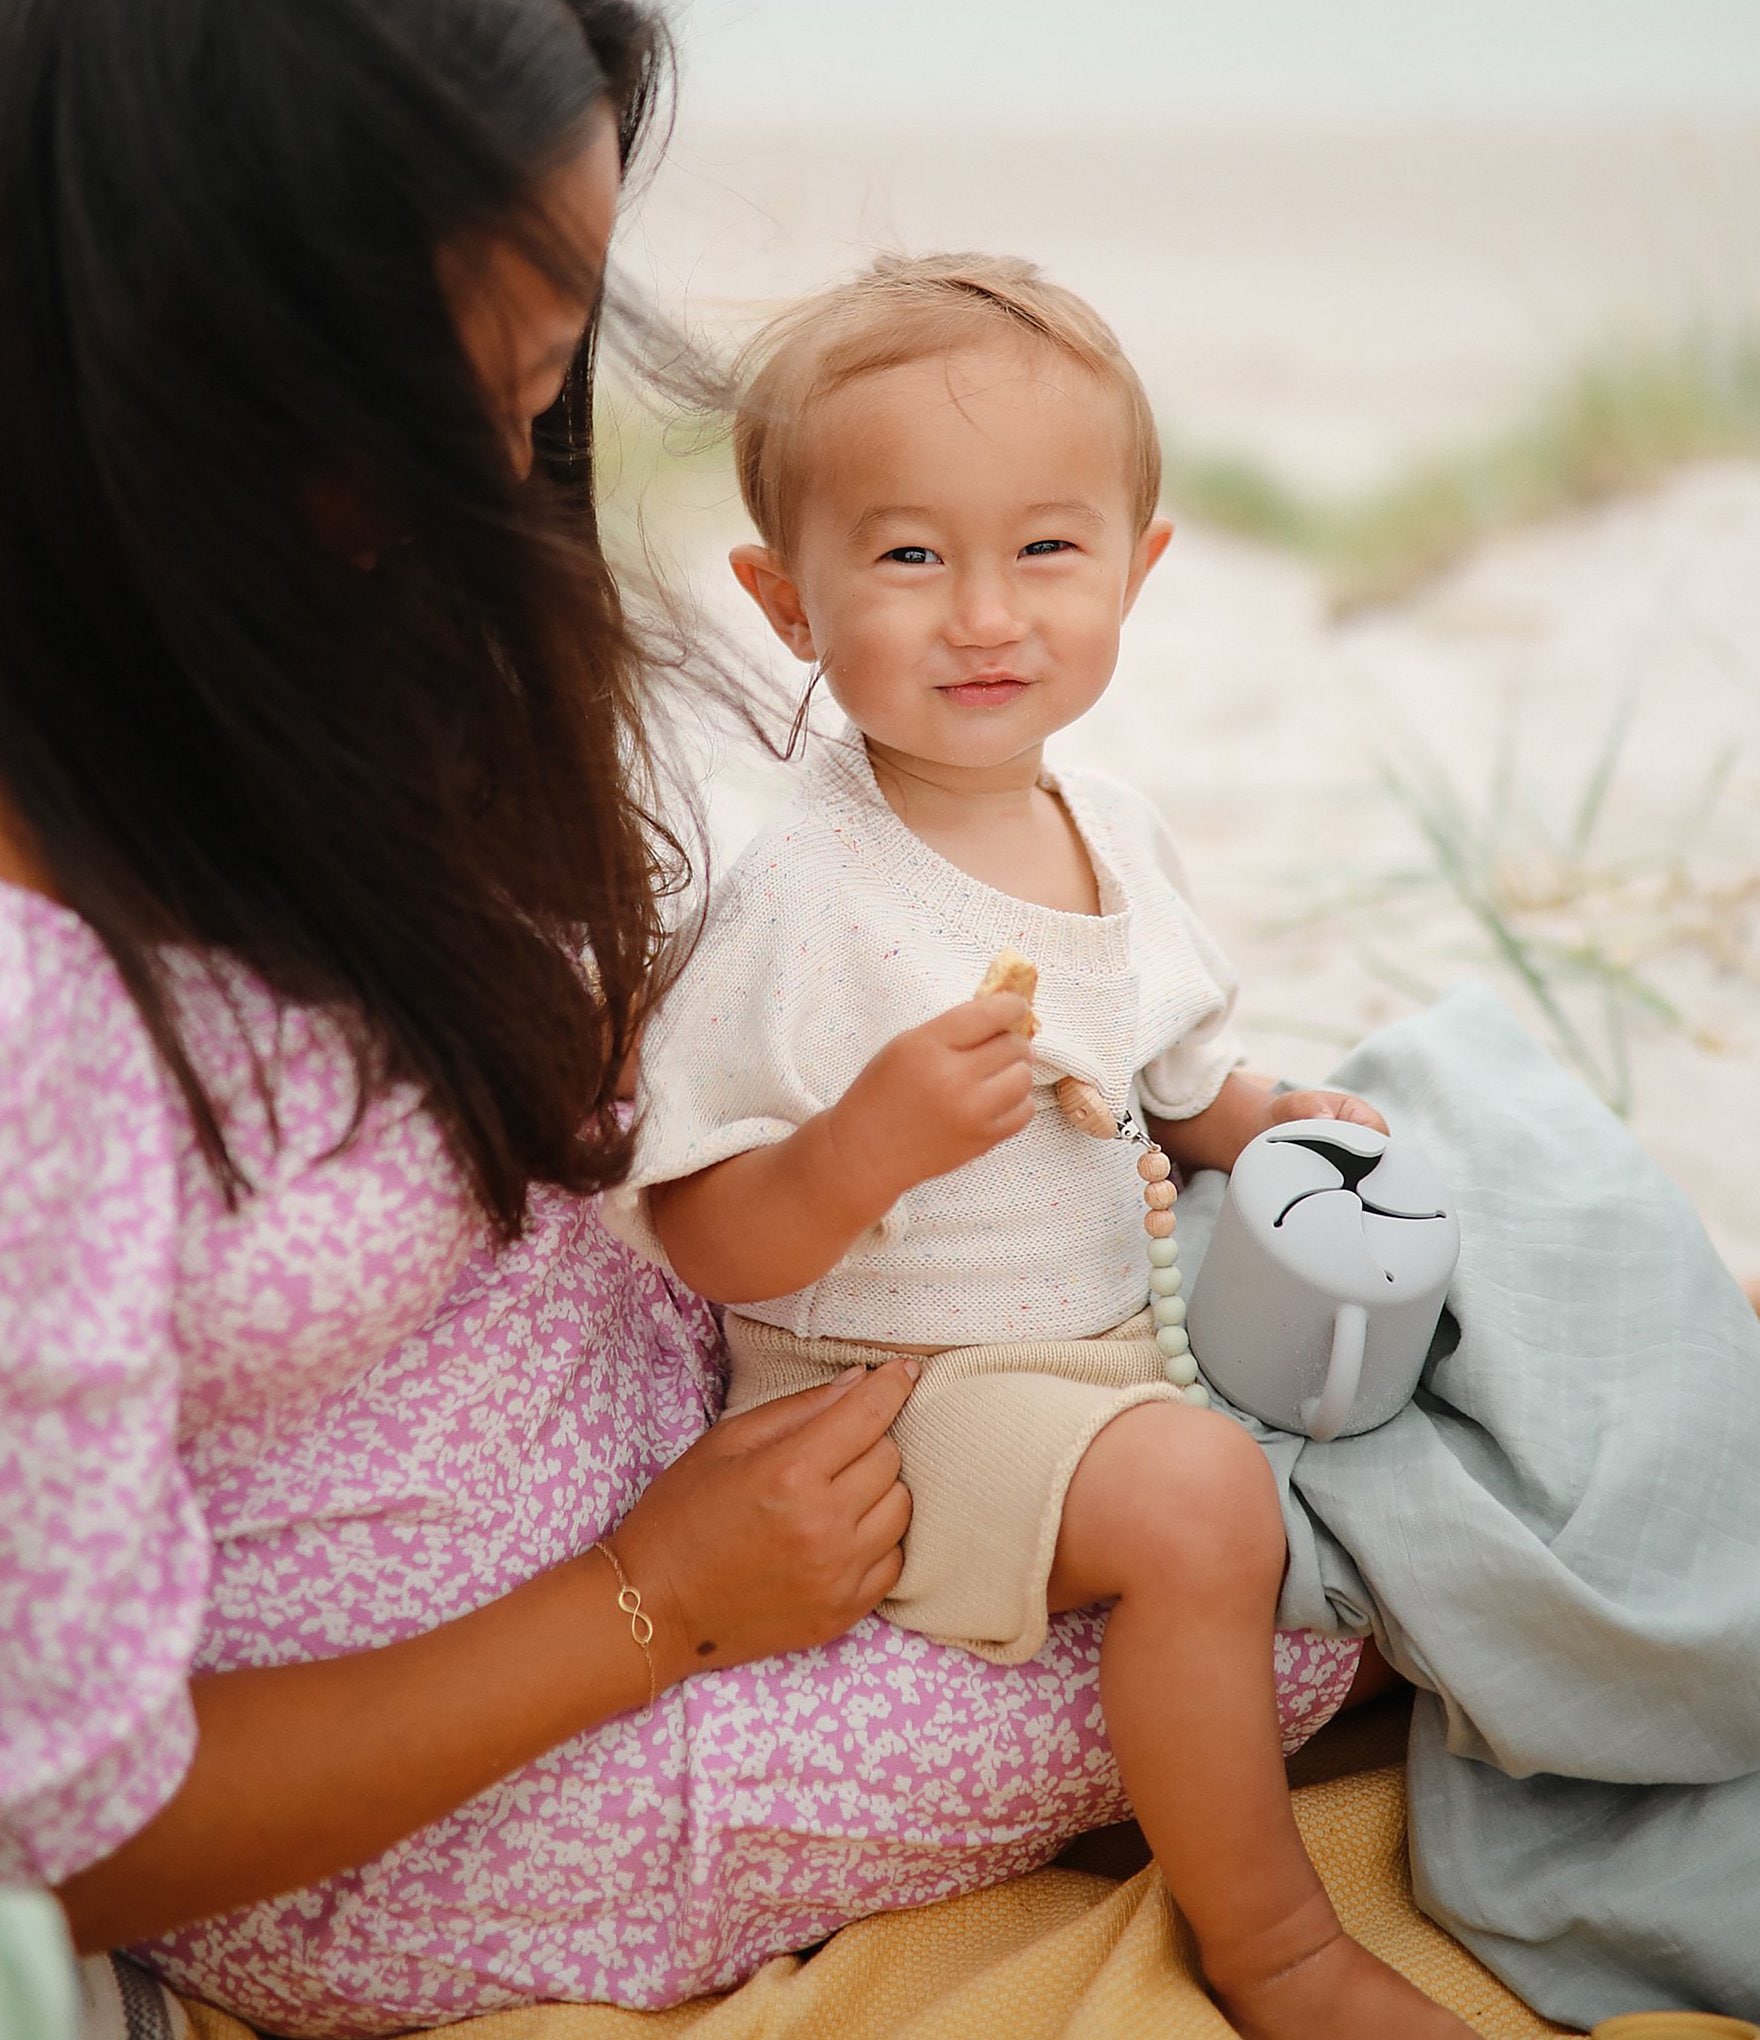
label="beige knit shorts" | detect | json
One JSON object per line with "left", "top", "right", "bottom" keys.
{"left": 721, "top": 1310, "right": 1181, "bottom": 1665}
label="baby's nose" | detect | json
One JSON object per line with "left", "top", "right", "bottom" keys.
{"left": 947, "top": 572, "right": 1025, "bottom": 645}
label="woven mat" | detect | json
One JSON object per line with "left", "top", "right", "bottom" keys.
{"left": 179, "top": 1702, "right": 1579, "bottom": 2040}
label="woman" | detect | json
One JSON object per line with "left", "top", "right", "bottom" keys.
{"left": 0, "top": 2, "right": 1365, "bottom": 2032}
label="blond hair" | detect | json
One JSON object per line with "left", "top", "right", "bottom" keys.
{"left": 732, "top": 253, "right": 1162, "bottom": 557}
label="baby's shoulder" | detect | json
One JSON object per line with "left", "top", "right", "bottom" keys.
{"left": 1055, "top": 762, "right": 1164, "bottom": 829}
{"left": 698, "top": 790, "right": 855, "bottom": 933}
{"left": 1054, "top": 766, "right": 1185, "bottom": 875}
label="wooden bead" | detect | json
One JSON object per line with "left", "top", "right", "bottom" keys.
{"left": 1136, "top": 1150, "right": 1172, "bottom": 1183}
{"left": 1144, "top": 1209, "right": 1176, "bottom": 1239}
{"left": 1142, "top": 1181, "right": 1176, "bottom": 1210}
{"left": 1055, "top": 1075, "right": 1117, "bottom": 1140}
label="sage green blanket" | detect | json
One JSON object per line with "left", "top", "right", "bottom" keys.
{"left": 1176, "top": 984, "right": 1760, "bottom": 2025}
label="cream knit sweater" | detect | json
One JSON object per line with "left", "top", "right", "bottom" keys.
{"left": 604, "top": 731, "right": 1244, "bottom": 1344}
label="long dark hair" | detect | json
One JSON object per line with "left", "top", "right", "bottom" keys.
{"left": 0, "top": 0, "right": 680, "bottom": 1237}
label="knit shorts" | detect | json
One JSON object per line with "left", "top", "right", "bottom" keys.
{"left": 721, "top": 1310, "right": 1182, "bottom": 1664}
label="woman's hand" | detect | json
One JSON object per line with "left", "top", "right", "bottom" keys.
{"left": 55, "top": 1360, "right": 918, "bottom": 1952}
{"left": 609, "top": 1361, "right": 918, "bottom": 1687}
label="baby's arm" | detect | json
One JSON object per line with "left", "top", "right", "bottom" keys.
{"left": 651, "top": 992, "right": 1033, "bottom": 1304}
{"left": 1147, "top": 1071, "right": 1387, "bottom": 1176}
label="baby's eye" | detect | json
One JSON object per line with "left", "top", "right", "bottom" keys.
{"left": 881, "top": 545, "right": 942, "bottom": 567}
{"left": 1021, "top": 538, "right": 1073, "bottom": 557}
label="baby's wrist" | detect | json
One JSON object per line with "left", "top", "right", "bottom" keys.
{"left": 820, "top": 1094, "right": 916, "bottom": 1222}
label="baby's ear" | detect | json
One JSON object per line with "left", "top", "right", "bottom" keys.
{"left": 729, "top": 544, "right": 816, "bottom": 661}
{"left": 1122, "top": 515, "right": 1175, "bottom": 615}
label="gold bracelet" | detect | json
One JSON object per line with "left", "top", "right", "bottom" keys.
{"left": 592, "top": 1539, "right": 657, "bottom": 1711}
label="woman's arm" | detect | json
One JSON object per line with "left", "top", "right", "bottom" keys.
{"left": 54, "top": 1362, "right": 918, "bottom": 1953}
{"left": 57, "top": 1551, "right": 649, "bottom": 1952}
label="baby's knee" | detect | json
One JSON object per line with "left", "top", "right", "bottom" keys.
{"left": 1079, "top": 1401, "right": 1285, "bottom": 1586}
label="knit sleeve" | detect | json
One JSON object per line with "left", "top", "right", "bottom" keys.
{"left": 1127, "top": 803, "right": 1250, "bottom": 1121}
{"left": 0, "top": 896, "right": 211, "bottom": 1884}
{"left": 600, "top": 860, "right": 848, "bottom": 1271}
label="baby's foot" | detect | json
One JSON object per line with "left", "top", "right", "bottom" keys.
{"left": 1213, "top": 1928, "right": 1473, "bottom": 2040}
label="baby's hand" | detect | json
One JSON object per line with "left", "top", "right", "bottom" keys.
{"left": 1265, "top": 1088, "right": 1389, "bottom": 1136}
{"left": 829, "top": 994, "right": 1036, "bottom": 1205}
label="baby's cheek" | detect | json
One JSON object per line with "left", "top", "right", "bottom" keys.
{"left": 827, "top": 631, "right": 920, "bottom": 726}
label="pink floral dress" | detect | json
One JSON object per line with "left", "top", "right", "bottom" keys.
{"left": 0, "top": 883, "right": 1361, "bottom": 2038}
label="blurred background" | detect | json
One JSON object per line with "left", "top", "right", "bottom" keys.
{"left": 608, "top": 1, "right": 1760, "bottom": 1276}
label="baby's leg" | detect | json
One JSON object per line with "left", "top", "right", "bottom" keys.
{"left": 1049, "top": 1404, "right": 1470, "bottom": 2040}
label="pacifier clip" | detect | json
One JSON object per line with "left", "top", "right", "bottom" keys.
{"left": 1054, "top": 1077, "right": 1209, "bottom": 1406}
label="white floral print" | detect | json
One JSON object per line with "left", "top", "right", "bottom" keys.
{"left": 0, "top": 886, "right": 1360, "bottom": 2037}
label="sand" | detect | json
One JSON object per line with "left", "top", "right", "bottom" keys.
{"left": 621, "top": 116, "right": 1760, "bottom": 490}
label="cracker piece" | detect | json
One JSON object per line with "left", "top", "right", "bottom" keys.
{"left": 975, "top": 947, "right": 1040, "bottom": 1038}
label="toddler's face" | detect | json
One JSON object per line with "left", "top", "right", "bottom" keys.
{"left": 737, "top": 339, "right": 1169, "bottom": 775}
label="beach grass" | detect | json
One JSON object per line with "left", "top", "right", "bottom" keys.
{"left": 1165, "top": 328, "right": 1760, "bottom": 611}
{"left": 1279, "top": 696, "right": 1749, "bottom": 1112}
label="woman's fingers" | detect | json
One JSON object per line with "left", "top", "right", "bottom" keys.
{"left": 831, "top": 1429, "right": 906, "bottom": 1517}
{"left": 851, "top": 1547, "right": 907, "bottom": 1615}
{"left": 796, "top": 1358, "right": 918, "bottom": 1474}
{"left": 852, "top": 1471, "right": 913, "bottom": 1560}
{"left": 609, "top": 1359, "right": 918, "bottom": 1678}
{"left": 716, "top": 1366, "right": 870, "bottom": 1449}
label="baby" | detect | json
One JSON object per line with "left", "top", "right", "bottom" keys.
{"left": 608, "top": 255, "right": 1468, "bottom": 2040}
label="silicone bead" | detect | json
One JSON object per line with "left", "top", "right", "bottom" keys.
{"left": 1180, "top": 1382, "right": 1211, "bottom": 1409}
{"left": 1136, "top": 1150, "right": 1172, "bottom": 1183}
{"left": 1148, "top": 1265, "right": 1183, "bottom": 1298}
{"left": 1144, "top": 1210, "right": 1177, "bottom": 1240}
{"left": 1164, "top": 1350, "right": 1199, "bottom": 1387}
{"left": 1146, "top": 1236, "right": 1180, "bottom": 1269}
{"left": 1152, "top": 1293, "right": 1187, "bottom": 1329}
{"left": 1142, "top": 1181, "right": 1176, "bottom": 1211}
{"left": 1155, "top": 1324, "right": 1190, "bottom": 1360}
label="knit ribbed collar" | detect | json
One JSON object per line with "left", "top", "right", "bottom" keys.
{"left": 804, "top": 725, "right": 1136, "bottom": 979}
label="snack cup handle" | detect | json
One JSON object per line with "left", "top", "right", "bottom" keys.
{"left": 1301, "top": 1303, "right": 1366, "bottom": 1442}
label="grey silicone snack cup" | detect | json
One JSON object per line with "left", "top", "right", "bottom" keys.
{"left": 1186, "top": 1118, "right": 1459, "bottom": 1441}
